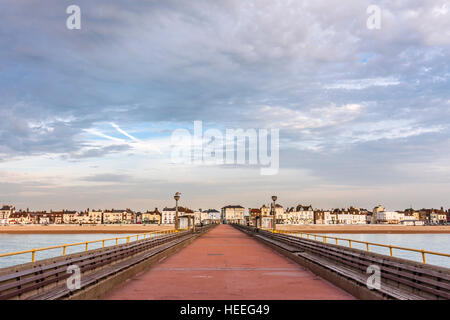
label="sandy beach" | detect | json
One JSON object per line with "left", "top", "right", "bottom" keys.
{"left": 0, "top": 224, "right": 173, "bottom": 234}
{"left": 277, "top": 224, "right": 450, "bottom": 234}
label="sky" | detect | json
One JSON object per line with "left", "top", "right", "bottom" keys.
{"left": 1, "top": 0, "right": 450, "bottom": 212}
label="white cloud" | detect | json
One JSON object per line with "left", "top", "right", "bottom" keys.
{"left": 255, "top": 104, "right": 363, "bottom": 130}
{"left": 341, "top": 120, "right": 444, "bottom": 144}
{"left": 82, "top": 123, "right": 163, "bottom": 155}
{"left": 324, "top": 77, "right": 400, "bottom": 90}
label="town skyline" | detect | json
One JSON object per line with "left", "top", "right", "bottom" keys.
{"left": 2, "top": 203, "right": 448, "bottom": 226}
{"left": 1, "top": 199, "right": 449, "bottom": 214}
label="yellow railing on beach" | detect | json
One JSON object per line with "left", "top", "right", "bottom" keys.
{"left": 263, "top": 228, "right": 450, "bottom": 264}
{"left": 0, "top": 229, "right": 179, "bottom": 263}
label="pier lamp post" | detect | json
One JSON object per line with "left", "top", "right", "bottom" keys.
{"left": 174, "top": 192, "right": 181, "bottom": 230}
{"left": 272, "top": 195, "right": 277, "bottom": 231}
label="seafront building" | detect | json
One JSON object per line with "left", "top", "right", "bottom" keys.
{"left": 221, "top": 205, "right": 245, "bottom": 224}
{"left": 287, "top": 205, "right": 314, "bottom": 224}
{"left": 429, "top": 208, "right": 448, "bottom": 224}
{"left": 193, "top": 210, "right": 202, "bottom": 225}
{"left": 200, "top": 210, "right": 210, "bottom": 223}
{"left": 197, "top": 209, "right": 221, "bottom": 225}
{"left": 248, "top": 207, "right": 271, "bottom": 228}
{"left": 161, "top": 206, "right": 194, "bottom": 225}
{"left": 86, "top": 209, "right": 103, "bottom": 224}
{"left": 0, "top": 205, "right": 14, "bottom": 225}
{"left": 205, "top": 209, "right": 221, "bottom": 222}
{"left": 142, "top": 208, "right": 161, "bottom": 224}
{"left": 102, "top": 209, "right": 136, "bottom": 224}
{"left": 102, "top": 209, "right": 123, "bottom": 224}
{"left": 248, "top": 208, "right": 261, "bottom": 223}
{"left": 376, "top": 211, "right": 405, "bottom": 224}
{"left": 8, "top": 210, "right": 32, "bottom": 224}
{"left": 62, "top": 210, "right": 78, "bottom": 224}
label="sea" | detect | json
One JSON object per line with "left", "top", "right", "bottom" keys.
{"left": 0, "top": 233, "right": 449, "bottom": 269}
{"left": 321, "top": 233, "right": 450, "bottom": 268}
{"left": 0, "top": 233, "right": 137, "bottom": 269}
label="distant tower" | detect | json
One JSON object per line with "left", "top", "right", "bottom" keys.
{"left": 372, "top": 205, "right": 385, "bottom": 224}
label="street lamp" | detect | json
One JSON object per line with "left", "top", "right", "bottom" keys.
{"left": 174, "top": 192, "right": 181, "bottom": 230}
{"left": 272, "top": 195, "right": 277, "bottom": 231}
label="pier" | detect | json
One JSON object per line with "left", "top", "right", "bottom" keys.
{"left": 103, "top": 224, "right": 353, "bottom": 300}
{"left": 0, "top": 223, "right": 449, "bottom": 300}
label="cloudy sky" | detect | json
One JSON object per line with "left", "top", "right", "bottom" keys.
{"left": 1, "top": 0, "right": 449, "bottom": 211}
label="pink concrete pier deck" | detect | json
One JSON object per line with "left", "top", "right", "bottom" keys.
{"left": 103, "top": 224, "right": 355, "bottom": 300}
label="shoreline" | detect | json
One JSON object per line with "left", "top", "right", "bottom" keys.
{"left": 277, "top": 225, "right": 450, "bottom": 234}
{"left": 0, "top": 224, "right": 449, "bottom": 234}
{"left": 0, "top": 225, "right": 172, "bottom": 234}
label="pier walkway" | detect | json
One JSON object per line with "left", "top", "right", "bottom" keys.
{"left": 103, "top": 224, "right": 354, "bottom": 300}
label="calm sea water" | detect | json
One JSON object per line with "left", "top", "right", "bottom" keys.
{"left": 1, "top": 233, "right": 449, "bottom": 270}
{"left": 0, "top": 233, "right": 139, "bottom": 269}
{"left": 320, "top": 233, "right": 450, "bottom": 268}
